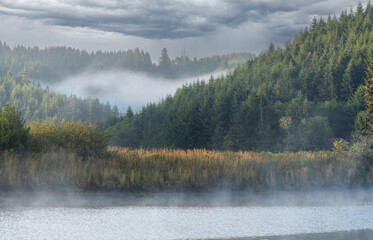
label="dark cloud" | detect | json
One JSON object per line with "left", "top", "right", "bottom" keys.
{"left": 0, "top": 0, "right": 328, "bottom": 39}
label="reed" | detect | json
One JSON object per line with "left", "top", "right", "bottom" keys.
{"left": 0, "top": 147, "right": 371, "bottom": 191}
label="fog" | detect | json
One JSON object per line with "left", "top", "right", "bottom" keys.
{"left": 2, "top": 190, "right": 373, "bottom": 239}
{"left": 48, "top": 70, "right": 227, "bottom": 113}
{"left": 2, "top": 189, "right": 373, "bottom": 208}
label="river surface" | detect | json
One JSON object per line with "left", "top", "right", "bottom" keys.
{"left": 0, "top": 190, "right": 373, "bottom": 240}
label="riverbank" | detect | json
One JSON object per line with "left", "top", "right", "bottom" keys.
{"left": 1, "top": 147, "right": 372, "bottom": 192}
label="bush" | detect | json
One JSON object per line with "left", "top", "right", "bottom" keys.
{"left": 29, "top": 119, "right": 110, "bottom": 157}
{"left": 303, "top": 116, "right": 333, "bottom": 150}
{"left": 0, "top": 103, "right": 30, "bottom": 151}
{"left": 286, "top": 116, "right": 332, "bottom": 151}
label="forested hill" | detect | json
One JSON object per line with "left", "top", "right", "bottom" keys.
{"left": 0, "top": 71, "right": 120, "bottom": 127}
{"left": 0, "top": 42, "right": 254, "bottom": 82}
{"left": 111, "top": 3, "right": 372, "bottom": 152}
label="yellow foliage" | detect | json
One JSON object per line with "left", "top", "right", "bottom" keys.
{"left": 29, "top": 119, "right": 110, "bottom": 157}
{"left": 333, "top": 139, "right": 349, "bottom": 153}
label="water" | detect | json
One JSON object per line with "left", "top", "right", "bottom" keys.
{"left": 1, "top": 191, "right": 373, "bottom": 240}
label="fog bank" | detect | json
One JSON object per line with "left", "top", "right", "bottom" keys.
{"left": 1, "top": 189, "right": 373, "bottom": 208}
{"left": 48, "top": 70, "right": 227, "bottom": 113}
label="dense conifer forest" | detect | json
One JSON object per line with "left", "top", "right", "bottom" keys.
{"left": 110, "top": 3, "right": 373, "bottom": 152}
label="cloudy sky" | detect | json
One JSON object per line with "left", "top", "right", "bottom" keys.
{"left": 0, "top": 0, "right": 364, "bottom": 59}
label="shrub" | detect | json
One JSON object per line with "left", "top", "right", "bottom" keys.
{"left": 0, "top": 103, "right": 30, "bottom": 151}
{"left": 333, "top": 139, "right": 349, "bottom": 153}
{"left": 29, "top": 119, "right": 110, "bottom": 158}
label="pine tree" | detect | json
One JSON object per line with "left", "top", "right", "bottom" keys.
{"left": 0, "top": 103, "right": 30, "bottom": 151}
{"left": 125, "top": 106, "right": 134, "bottom": 119}
{"left": 158, "top": 48, "right": 172, "bottom": 76}
{"left": 361, "top": 63, "right": 373, "bottom": 133}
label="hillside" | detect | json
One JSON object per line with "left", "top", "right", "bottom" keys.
{"left": 0, "top": 71, "right": 119, "bottom": 126}
{"left": 111, "top": 3, "right": 372, "bottom": 152}
{"left": 0, "top": 43, "right": 254, "bottom": 82}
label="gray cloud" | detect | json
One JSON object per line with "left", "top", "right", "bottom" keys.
{"left": 0, "top": 0, "right": 363, "bottom": 60}
{"left": 0, "top": 0, "right": 328, "bottom": 39}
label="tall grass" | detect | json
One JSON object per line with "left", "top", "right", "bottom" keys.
{"left": 0, "top": 147, "right": 371, "bottom": 191}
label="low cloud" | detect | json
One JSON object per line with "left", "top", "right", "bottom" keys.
{"left": 0, "top": 0, "right": 363, "bottom": 61}
{"left": 0, "top": 0, "right": 330, "bottom": 39}
{"left": 48, "top": 70, "right": 227, "bottom": 113}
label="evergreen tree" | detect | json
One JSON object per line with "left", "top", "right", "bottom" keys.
{"left": 0, "top": 103, "right": 30, "bottom": 151}
{"left": 360, "top": 63, "right": 373, "bottom": 134}
{"left": 125, "top": 106, "right": 134, "bottom": 119}
{"left": 158, "top": 48, "right": 172, "bottom": 76}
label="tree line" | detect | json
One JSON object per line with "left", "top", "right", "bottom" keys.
{"left": 0, "top": 42, "right": 254, "bottom": 82}
{"left": 1, "top": 102, "right": 372, "bottom": 191}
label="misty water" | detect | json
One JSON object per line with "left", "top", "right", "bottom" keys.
{"left": 1, "top": 190, "right": 373, "bottom": 240}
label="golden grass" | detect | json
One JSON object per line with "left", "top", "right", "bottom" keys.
{"left": 0, "top": 147, "right": 371, "bottom": 191}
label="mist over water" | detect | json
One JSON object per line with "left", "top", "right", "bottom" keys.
{"left": 47, "top": 70, "right": 227, "bottom": 113}
{"left": 1, "top": 190, "right": 373, "bottom": 240}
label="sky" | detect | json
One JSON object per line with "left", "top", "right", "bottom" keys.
{"left": 0, "top": 0, "right": 364, "bottom": 59}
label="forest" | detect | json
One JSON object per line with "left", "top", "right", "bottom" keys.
{"left": 0, "top": 42, "right": 254, "bottom": 82}
{"left": 0, "top": 71, "right": 120, "bottom": 127}
{"left": 110, "top": 3, "right": 373, "bottom": 152}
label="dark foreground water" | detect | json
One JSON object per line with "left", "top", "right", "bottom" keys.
{"left": 0, "top": 190, "right": 373, "bottom": 240}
